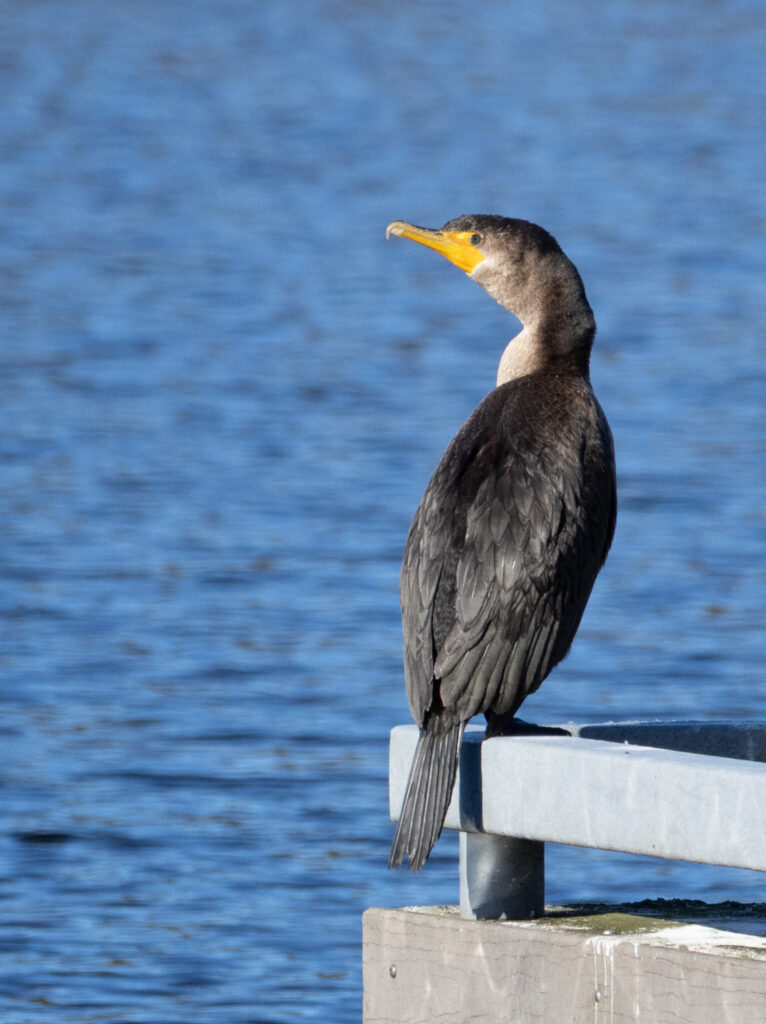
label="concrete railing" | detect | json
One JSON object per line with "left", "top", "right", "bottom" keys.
{"left": 389, "top": 721, "right": 766, "bottom": 920}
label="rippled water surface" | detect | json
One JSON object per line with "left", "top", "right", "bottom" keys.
{"left": 1, "top": 0, "right": 764, "bottom": 1020}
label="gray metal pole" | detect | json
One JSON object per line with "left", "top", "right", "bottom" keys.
{"left": 459, "top": 831, "right": 545, "bottom": 920}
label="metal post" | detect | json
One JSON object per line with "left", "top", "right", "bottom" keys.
{"left": 459, "top": 831, "right": 545, "bottom": 920}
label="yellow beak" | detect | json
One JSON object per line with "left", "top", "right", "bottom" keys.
{"left": 386, "top": 221, "right": 485, "bottom": 275}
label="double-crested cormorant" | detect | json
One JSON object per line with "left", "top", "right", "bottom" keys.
{"left": 387, "top": 215, "right": 617, "bottom": 871}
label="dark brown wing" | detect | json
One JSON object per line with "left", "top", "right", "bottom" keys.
{"left": 400, "top": 376, "right": 616, "bottom": 729}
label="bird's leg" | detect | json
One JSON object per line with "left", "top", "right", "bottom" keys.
{"left": 484, "top": 713, "right": 572, "bottom": 739}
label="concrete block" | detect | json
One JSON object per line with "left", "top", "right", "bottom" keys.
{"left": 363, "top": 904, "right": 766, "bottom": 1024}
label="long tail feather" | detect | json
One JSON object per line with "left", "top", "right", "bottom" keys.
{"left": 389, "top": 719, "right": 464, "bottom": 871}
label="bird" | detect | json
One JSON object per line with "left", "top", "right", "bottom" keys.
{"left": 386, "top": 215, "right": 617, "bottom": 871}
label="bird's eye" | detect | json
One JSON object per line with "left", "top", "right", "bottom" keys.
{"left": 469, "top": 233, "right": 482, "bottom": 246}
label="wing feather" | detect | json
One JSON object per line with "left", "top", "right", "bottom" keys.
{"left": 400, "top": 376, "right": 616, "bottom": 730}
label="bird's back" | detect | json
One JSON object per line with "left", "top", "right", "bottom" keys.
{"left": 400, "top": 365, "right": 616, "bottom": 733}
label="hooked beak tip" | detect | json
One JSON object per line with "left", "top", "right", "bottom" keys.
{"left": 386, "top": 220, "right": 408, "bottom": 240}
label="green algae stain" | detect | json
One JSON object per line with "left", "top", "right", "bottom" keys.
{"left": 542, "top": 909, "right": 684, "bottom": 935}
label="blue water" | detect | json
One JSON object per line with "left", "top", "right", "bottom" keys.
{"left": 0, "top": 0, "right": 764, "bottom": 1019}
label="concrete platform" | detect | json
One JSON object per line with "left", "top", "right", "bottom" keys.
{"left": 363, "top": 902, "right": 766, "bottom": 1024}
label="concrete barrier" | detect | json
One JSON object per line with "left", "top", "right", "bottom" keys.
{"left": 389, "top": 721, "right": 766, "bottom": 918}
{"left": 363, "top": 902, "right": 766, "bottom": 1024}
{"left": 365, "top": 722, "right": 766, "bottom": 1022}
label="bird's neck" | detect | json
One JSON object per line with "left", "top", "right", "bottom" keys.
{"left": 496, "top": 327, "right": 543, "bottom": 384}
{"left": 487, "top": 256, "right": 596, "bottom": 386}
{"left": 496, "top": 317, "right": 594, "bottom": 386}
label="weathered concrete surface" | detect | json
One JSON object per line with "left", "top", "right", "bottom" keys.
{"left": 363, "top": 904, "right": 766, "bottom": 1024}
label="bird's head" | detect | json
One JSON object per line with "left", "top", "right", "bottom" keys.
{"left": 386, "top": 215, "right": 594, "bottom": 351}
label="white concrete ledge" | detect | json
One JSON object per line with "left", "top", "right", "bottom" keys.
{"left": 364, "top": 904, "right": 766, "bottom": 1024}
{"left": 390, "top": 722, "right": 766, "bottom": 872}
